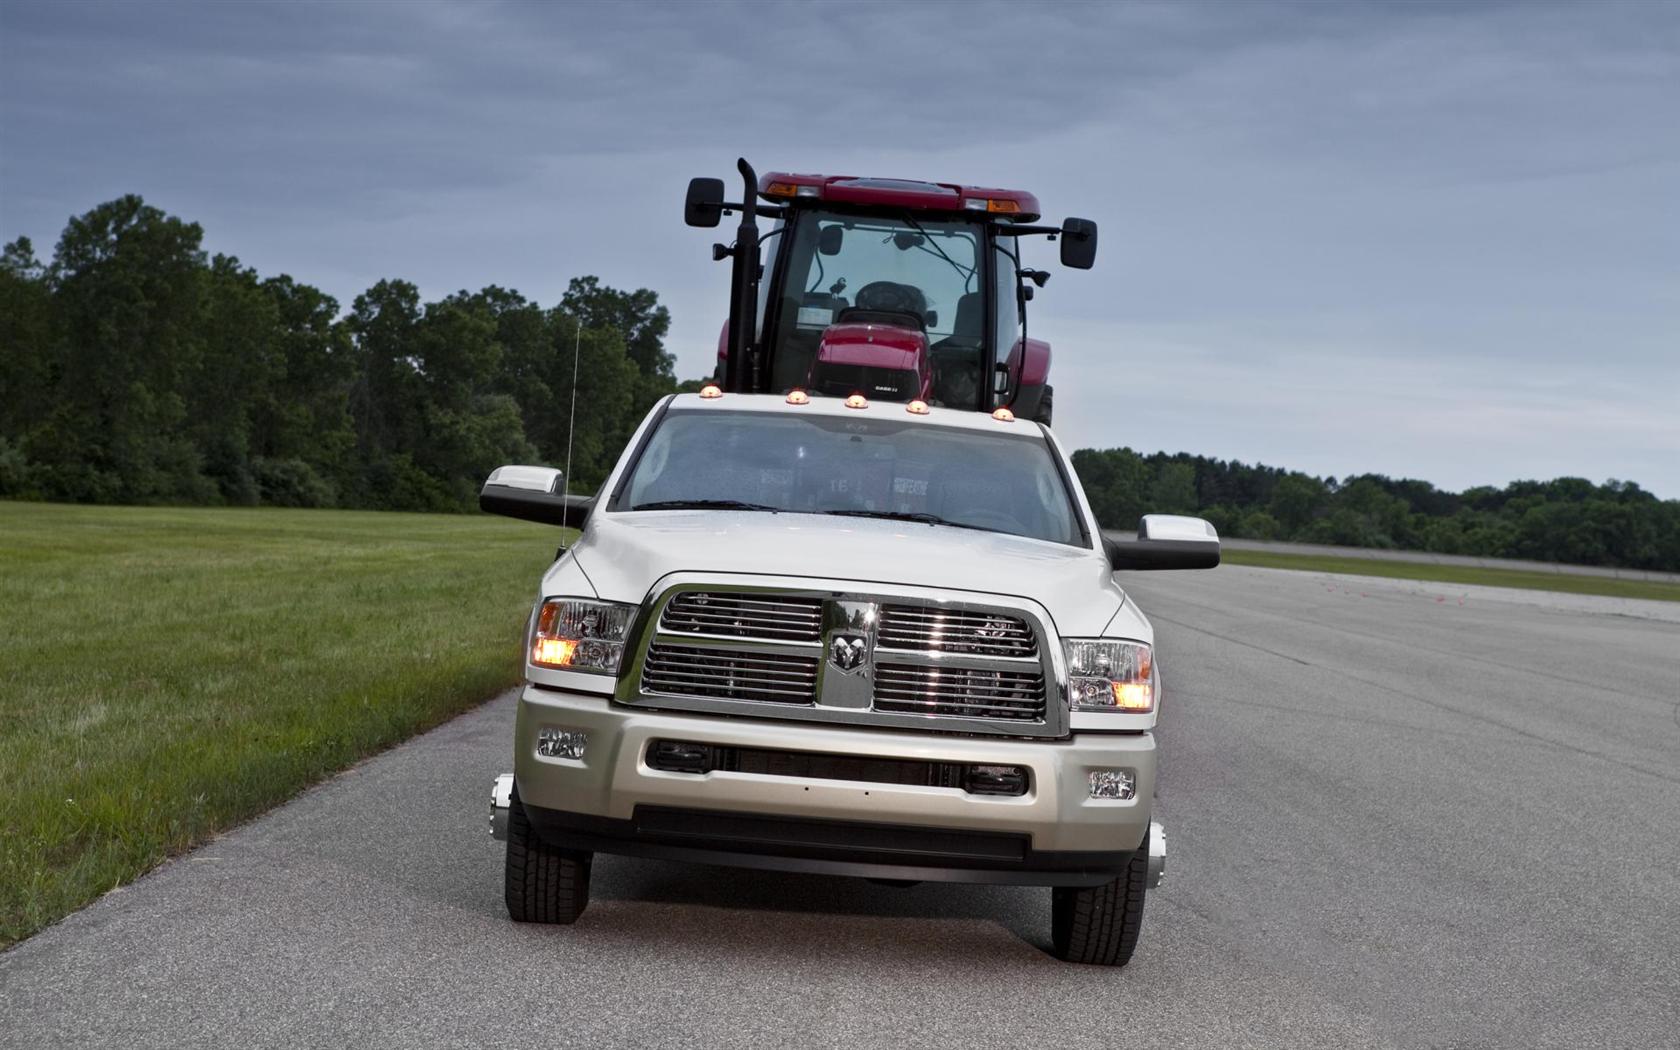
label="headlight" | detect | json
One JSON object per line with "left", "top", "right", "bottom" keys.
{"left": 530, "top": 598, "right": 635, "bottom": 674}
{"left": 1063, "top": 639, "right": 1154, "bottom": 713}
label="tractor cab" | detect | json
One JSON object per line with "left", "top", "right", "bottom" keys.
{"left": 686, "top": 162, "right": 1097, "bottom": 424}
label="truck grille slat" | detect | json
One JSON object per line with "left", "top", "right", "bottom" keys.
{"left": 874, "top": 663, "right": 1046, "bottom": 721}
{"left": 643, "top": 644, "right": 819, "bottom": 705}
{"left": 643, "top": 666, "right": 817, "bottom": 685}
{"left": 877, "top": 605, "right": 1038, "bottom": 658}
{"left": 662, "top": 592, "right": 823, "bottom": 641}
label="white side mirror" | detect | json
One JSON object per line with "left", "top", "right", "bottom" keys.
{"left": 485, "top": 465, "right": 563, "bottom": 494}
{"left": 1105, "top": 514, "right": 1220, "bottom": 571}
{"left": 481, "top": 465, "right": 590, "bottom": 529}
{"left": 1138, "top": 514, "right": 1219, "bottom": 543}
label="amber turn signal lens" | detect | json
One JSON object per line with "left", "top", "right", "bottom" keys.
{"left": 1111, "top": 682, "right": 1153, "bottom": 711}
{"left": 532, "top": 637, "right": 579, "bottom": 667}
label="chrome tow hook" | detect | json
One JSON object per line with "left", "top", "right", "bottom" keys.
{"left": 489, "top": 773, "right": 514, "bottom": 841}
{"left": 1147, "top": 820, "right": 1166, "bottom": 889}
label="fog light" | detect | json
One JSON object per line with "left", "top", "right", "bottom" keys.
{"left": 537, "top": 727, "right": 588, "bottom": 760}
{"left": 1088, "top": 768, "right": 1135, "bottom": 800}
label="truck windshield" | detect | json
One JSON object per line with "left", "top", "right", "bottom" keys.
{"left": 619, "top": 409, "right": 1082, "bottom": 547}
{"left": 765, "top": 211, "right": 988, "bottom": 409}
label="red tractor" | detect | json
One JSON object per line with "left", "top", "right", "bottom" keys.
{"left": 686, "top": 161, "right": 1097, "bottom": 424}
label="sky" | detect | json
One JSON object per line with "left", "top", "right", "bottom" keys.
{"left": 3, "top": 0, "right": 1676, "bottom": 495}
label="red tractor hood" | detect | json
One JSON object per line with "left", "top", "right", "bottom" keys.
{"left": 815, "top": 322, "right": 926, "bottom": 371}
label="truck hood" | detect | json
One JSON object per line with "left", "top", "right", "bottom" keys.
{"left": 561, "top": 510, "right": 1132, "bottom": 638}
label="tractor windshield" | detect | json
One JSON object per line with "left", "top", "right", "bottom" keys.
{"left": 764, "top": 211, "right": 989, "bottom": 409}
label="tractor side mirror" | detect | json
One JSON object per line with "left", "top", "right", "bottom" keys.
{"left": 1104, "top": 514, "right": 1220, "bottom": 570}
{"left": 924, "top": 309, "right": 938, "bottom": 328}
{"left": 1060, "top": 217, "right": 1098, "bottom": 269}
{"left": 685, "top": 177, "right": 726, "bottom": 228}
{"left": 480, "top": 465, "right": 593, "bottom": 530}
{"left": 818, "top": 224, "right": 844, "bottom": 256}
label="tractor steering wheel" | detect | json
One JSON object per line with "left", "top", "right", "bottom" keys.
{"left": 853, "top": 281, "right": 926, "bottom": 319}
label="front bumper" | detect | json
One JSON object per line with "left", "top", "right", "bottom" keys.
{"left": 509, "top": 684, "right": 1155, "bottom": 887}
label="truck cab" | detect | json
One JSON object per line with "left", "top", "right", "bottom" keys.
{"left": 689, "top": 166, "right": 1097, "bottom": 426}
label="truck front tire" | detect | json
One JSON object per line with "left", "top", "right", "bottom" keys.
{"left": 1050, "top": 829, "right": 1149, "bottom": 965}
{"left": 504, "top": 783, "right": 593, "bottom": 924}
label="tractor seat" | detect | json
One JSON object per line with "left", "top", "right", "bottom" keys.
{"left": 929, "top": 291, "right": 985, "bottom": 407}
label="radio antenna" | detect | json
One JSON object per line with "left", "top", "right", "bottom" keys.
{"left": 561, "top": 315, "right": 581, "bottom": 507}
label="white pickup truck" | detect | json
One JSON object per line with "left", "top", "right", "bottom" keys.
{"left": 482, "top": 389, "right": 1219, "bottom": 965}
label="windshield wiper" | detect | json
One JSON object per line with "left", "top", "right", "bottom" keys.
{"left": 901, "top": 212, "right": 976, "bottom": 287}
{"left": 632, "top": 499, "right": 780, "bottom": 512}
{"left": 823, "top": 509, "right": 987, "bottom": 532}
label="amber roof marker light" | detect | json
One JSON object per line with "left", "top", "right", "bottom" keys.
{"left": 698, "top": 383, "right": 723, "bottom": 399}
{"left": 992, "top": 407, "right": 1015, "bottom": 422}
{"left": 907, "top": 400, "right": 931, "bottom": 415}
{"left": 845, "top": 394, "right": 869, "bottom": 409}
{"left": 786, "top": 389, "right": 811, "bottom": 405}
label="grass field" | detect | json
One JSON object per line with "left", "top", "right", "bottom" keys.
{"left": 1219, "top": 548, "right": 1680, "bottom": 602}
{"left": 0, "top": 501, "right": 563, "bottom": 947}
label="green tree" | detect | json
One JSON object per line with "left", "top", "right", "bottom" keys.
{"left": 1269, "top": 473, "right": 1327, "bottom": 533}
{"left": 189, "top": 255, "right": 286, "bottom": 504}
{"left": 561, "top": 275, "right": 675, "bottom": 382}
{"left": 0, "top": 238, "right": 55, "bottom": 486}
{"left": 248, "top": 275, "right": 356, "bottom": 506}
{"left": 345, "top": 279, "right": 425, "bottom": 506}
{"left": 1148, "top": 462, "right": 1198, "bottom": 515}
{"left": 533, "top": 311, "right": 640, "bottom": 492}
{"left": 34, "top": 196, "right": 210, "bottom": 503}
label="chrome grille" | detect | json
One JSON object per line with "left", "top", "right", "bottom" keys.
{"left": 877, "top": 605, "right": 1037, "bottom": 658}
{"left": 661, "top": 592, "right": 823, "bottom": 641}
{"left": 643, "top": 644, "right": 819, "bottom": 705}
{"left": 623, "top": 585, "right": 1065, "bottom": 738}
{"left": 873, "top": 663, "right": 1047, "bottom": 721}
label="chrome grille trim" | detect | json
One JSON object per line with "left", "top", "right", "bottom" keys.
{"left": 877, "top": 605, "right": 1038, "bottom": 658}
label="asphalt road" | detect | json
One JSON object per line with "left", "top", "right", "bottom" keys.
{"left": 4, "top": 565, "right": 1678, "bottom": 1049}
